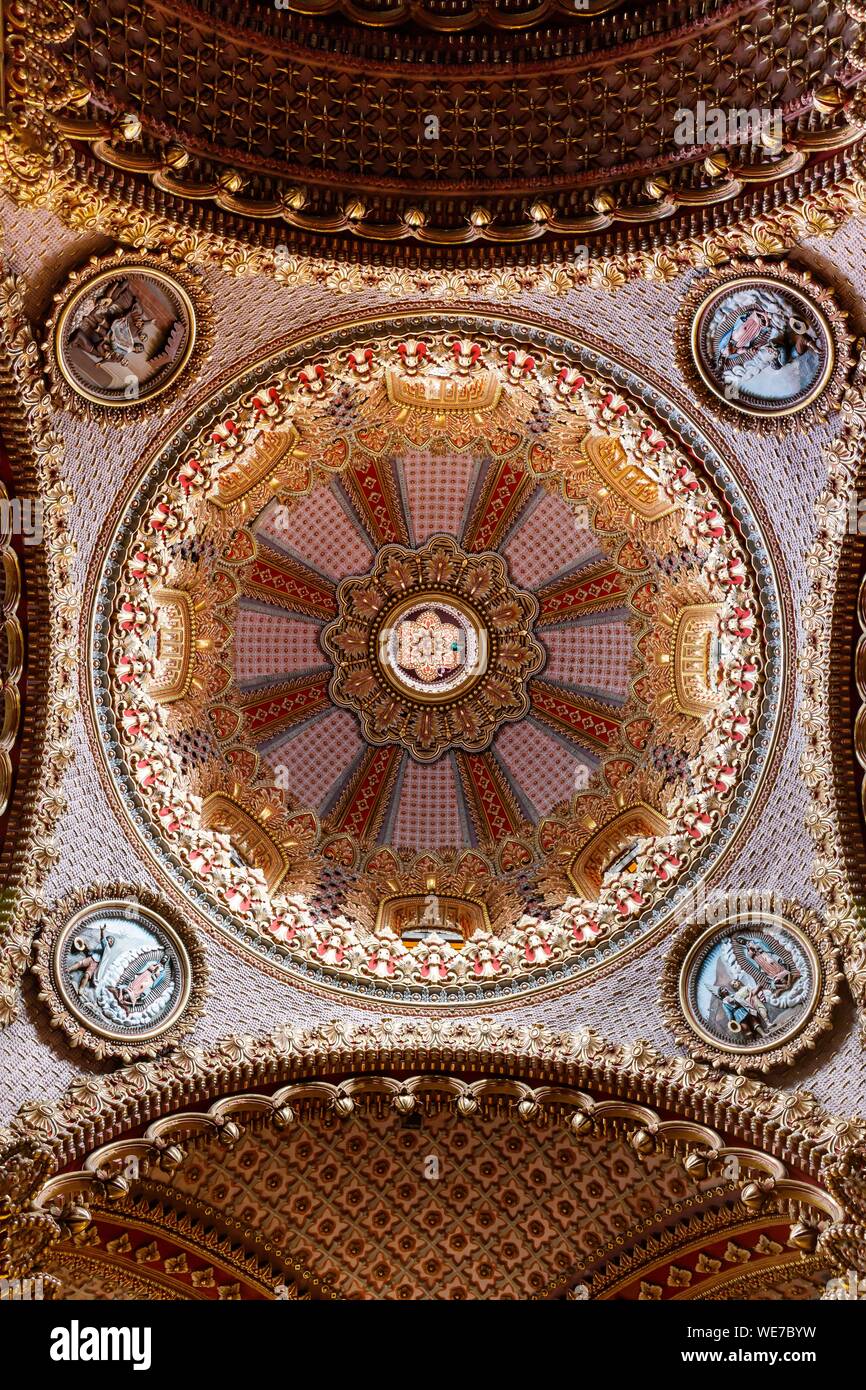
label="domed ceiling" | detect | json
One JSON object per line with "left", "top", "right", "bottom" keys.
{"left": 2, "top": 0, "right": 866, "bottom": 1321}
{"left": 87, "top": 311, "right": 782, "bottom": 1007}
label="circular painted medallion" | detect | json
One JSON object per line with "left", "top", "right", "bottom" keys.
{"left": 661, "top": 899, "right": 840, "bottom": 1072}
{"left": 34, "top": 889, "right": 205, "bottom": 1059}
{"left": 676, "top": 261, "right": 850, "bottom": 427}
{"left": 379, "top": 595, "right": 487, "bottom": 702}
{"left": 47, "top": 256, "right": 202, "bottom": 411}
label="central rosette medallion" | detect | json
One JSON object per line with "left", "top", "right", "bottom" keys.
{"left": 381, "top": 597, "right": 486, "bottom": 699}
{"left": 323, "top": 535, "right": 544, "bottom": 761}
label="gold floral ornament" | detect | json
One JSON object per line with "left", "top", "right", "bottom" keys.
{"left": 323, "top": 536, "right": 544, "bottom": 762}
{"left": 42, "top": 252, "right": 211, "bottom": 417}
{"left": 660, "top": 896, "right": 841, "bottom": 1073}
{"left": 32, "top": 885, "right": 207, "bottom": 1061}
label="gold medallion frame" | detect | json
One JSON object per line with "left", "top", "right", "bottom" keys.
{"left": 675, "top": 259, "right": 852, "bottom": 431}
{"left": 375, "top": 591, "right": 489, "bottom": 705}
{"left": 33, "top": 884, "right": 208, "bottom": 1061}
{"left": 43, "top": 252, "right": 210, "bottom": 417}
{"left": 660, "top": 897, "right": 841, "bottom": 1072}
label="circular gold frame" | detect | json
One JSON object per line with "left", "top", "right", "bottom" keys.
{"left": 33, "top": 885, "right": 207, "bottom": 1060}
{"left": 660, "top": 898, "right": 841, "bottom": 1073}
{"left": 45, "top": 253, "right": 208, "bottom": 416}
{"left": 675, "top": 259, "right": 852, "bottom": 431}
{"left": 375, "top": 591, "right": 490, "bottom": 706}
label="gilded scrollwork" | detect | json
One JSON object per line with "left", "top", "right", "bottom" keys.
{"left": 0, "top": 266, "right": 78, "bottom": 1031}
{"left": 0, "top": 1019, "right": 863, "bottom": 1292}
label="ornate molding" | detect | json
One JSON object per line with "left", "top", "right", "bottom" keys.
{"left": 1, "top": 1020, "right": 862, "bottom": 1290}
{"left": 275, "top": 0, "right": 626, "bottom": 30}
{"left": 574, "top": 1212, "right": 826, "bottom": 1300}
{"left": 83, "top": 318, "right": 778, "bottom": 1005}
{"left": 0, "top": 266, "right": 78, "bottom": 1032}
{"left": 3, "top": 1019, "right": 863, "bottom": 1172}
{"left": 800, "top": 349, "right": 866, "bottom": 1030}
{"left": 0, "top": 478, "right": 23, "bottom": 820}
{"left": 1, "top": 0, "right": 866, "bottom": 295}
{"left": 50, "top": 1185, "right": 326, "bottom": 1300}
{"left": 323, "top": 535, "right": 544, "bottom": 762}
{"left": 42, "top": 251, "right": 212, "bottom": 419}
{"left": 4, "top": 155, "right": 866, "bottom": 298}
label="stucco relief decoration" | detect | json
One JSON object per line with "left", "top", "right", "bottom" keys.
{"left": 322, "top": 535, "right": 545, "bottom": 761}
{"left": 3, "top": 3, "right": 866, "bottom": 303}
{"left": 44, "top": 254, "right": 208, "bottom": 416}
{"left": 661, "top": 897, "right": 841, "bottom": 1073}
{"left": 0, "top": 0, "right": 865, "bottom": 1319}
{"left": 85, "top": 315, "right": 781, "bottom": 1007}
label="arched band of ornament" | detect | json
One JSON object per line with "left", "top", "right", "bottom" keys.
{"left": 2, "top": 1021, "right": 857, "bottom": 1295}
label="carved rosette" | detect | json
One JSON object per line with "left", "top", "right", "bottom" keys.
{"left": 323, "top": 536, "right": 544, "bottom": 761}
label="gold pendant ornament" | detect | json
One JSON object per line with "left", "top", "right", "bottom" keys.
{"left": 324, "top": 535, "right": 544, "bottom": 762}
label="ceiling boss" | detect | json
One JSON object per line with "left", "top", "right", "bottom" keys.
{"left": 87, "top": 317, "right": 780, "bottom": 1007}
{"left": 323, "top": 537, "right": 543, "bottom": 761}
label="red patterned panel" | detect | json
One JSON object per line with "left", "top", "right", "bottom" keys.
{"left": 331, "top": 745, "right": 401, "bottom": 842}
{"left": 456, "top": 751, "right": 526, "bottom": 843}
{"left": 241, "top": 673, "right": 331, "bottom": 741}
{"left": 267, "top": 710, "right": 364, "bottom": 813}
{"left": 542, "top": 622, "right": 635, "bottom": 701}
{"left": 503, "top": 490, "right": 598, "bottom": 587}
{"left": 463, "top": 457, "right": 533, "bottom": 553}
{"left": 537, "top": 564, "right": 631, "bottom": 624}
{"left": 344, "top": 453, "right": 409, "bottom": 546}
{"left": 234, "top": 608, "right": 326, "bottom": 685}
{"left": 256, "top": 487, "right": 373, "bottom": 579}
{"left": 239, "top": 545, "right": 337, "bottom": 619}
{"left": 611, "top": 1223, "right": 807, "bottom": 1301}
{"left": 530, "top": 681, "right": 623, "bottom": 751}
{"left": 65, "top": 1216, "right": 271, "bottom": 1300}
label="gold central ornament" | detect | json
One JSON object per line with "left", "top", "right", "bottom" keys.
{"left": 323, "top": 536, "right": 544, "bottom": 761}
{"left": 379, "top": 593, "right": 488, "bottom": 704}
{"left": 398, "top": 609, "right": 462, "bottom": 682}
